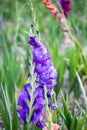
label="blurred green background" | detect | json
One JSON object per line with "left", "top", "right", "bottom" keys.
{"left": 0, "top": 0, "right": 87, "bottom": 93}
{"left": 0, "top": 0, "right": 87, "bottom": 130}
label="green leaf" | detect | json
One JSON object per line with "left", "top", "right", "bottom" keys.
{"left": 76, "top": 71, "right": 87, "bottom": 111}
{"left": 0, "top": 99, "right": 10, "bottom": 130}
{"left": 0, "top": 84, "right": 12, "bottom": 130}
{"left": 12, "top": 95, "right": 18, "bottom": 130}
{"left": 70, "top": 110, "right": 77, "bottom": 130}
{"left": 76, "top": 115, "right": 87, "bottom": 130}
{"left": 61, "top": 91, "right": 72, "bottom": 129}
{"left": 84, "top": 123, "right": 87, "bottom": 130}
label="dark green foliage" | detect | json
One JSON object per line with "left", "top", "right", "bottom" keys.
{"left": 58, "top": 91, "right": 87, "bottom": 130}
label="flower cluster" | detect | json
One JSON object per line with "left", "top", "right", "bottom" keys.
{"left": 17, "top": 35, "right": 57, "bottom": 128}
{"left": 59, "top": 0, "right": 72, "bottom": 17}
{"left": 30, "top": 36, "right": 57, "bottom": 89}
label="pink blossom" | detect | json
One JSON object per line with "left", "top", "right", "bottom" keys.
{"left": 43, "top": 123, "right": 59, "bottom": 130}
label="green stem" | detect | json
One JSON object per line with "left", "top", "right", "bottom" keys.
{"left": 26, "top": 47, "right": 38, "bottom": 125}
{"left": 44, "top": 86, "right": 51, "bottom": 130}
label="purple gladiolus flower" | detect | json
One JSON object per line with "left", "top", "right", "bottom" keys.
{"left": 17, "top": 34, "right": 57, "bottom": 128}
{"left": 17, "top": 85, "right": 45, "bottom": 127}
{"left": 59, "top": 0, "right": 72, "bottom": 17}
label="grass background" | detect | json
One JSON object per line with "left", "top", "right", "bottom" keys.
{"left": 0, "top": 0, "right": 87, "bottom": 129}
{"left": 0, "top": 0, "right": 87, "bottom": 99}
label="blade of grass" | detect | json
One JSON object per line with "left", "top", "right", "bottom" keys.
{"left": 76, "top": 71, "right": 87, "bottom": 112}
{"left": 0, "top": 84, "right": 12, "bottom": 130}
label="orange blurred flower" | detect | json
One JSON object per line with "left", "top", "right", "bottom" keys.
{"left": 42, "top": 0, "right": 58, "bottom": 16}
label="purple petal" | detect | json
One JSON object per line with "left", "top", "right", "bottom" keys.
{"left": 36, "top": 119, "right": 44, "bottom": 128}
{"left": 33, "top": 45, "right": 50, "bottom": 63}
{"left": 34, "top": 86, "right": 44, "bottom": 97}
{"left": 46, "top": 79, "right": 57, "bottom": 89}
{"left": 17, "top": 106, "right": 29, "bottom": 123}
{"left": 35, "top": 60, "right": 53, "bottom": 74}
{"left": 28, "top": 36, "right": 40, "bottom": 47}
{"left": 48, "top": 102, "right": 56, "bottom": 109}
{"left": 47, "top": 90, "right": 53, "bottom": 98}
{"left": 18, "top": 90, "right": 29, "bottom": 107}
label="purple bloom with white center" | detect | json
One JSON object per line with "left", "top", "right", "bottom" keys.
{"left": 17, "top": 35, "right": 57, "bottom": 128}
{"left": 59, "top": 0, "right": 72, "bottom": 17}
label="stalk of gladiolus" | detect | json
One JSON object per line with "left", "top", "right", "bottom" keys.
{"left": 17, "top": 27, "right": 57, "bottom": 128}
{"left": 41, "top": 0, "right": 74, "bottom": 47}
